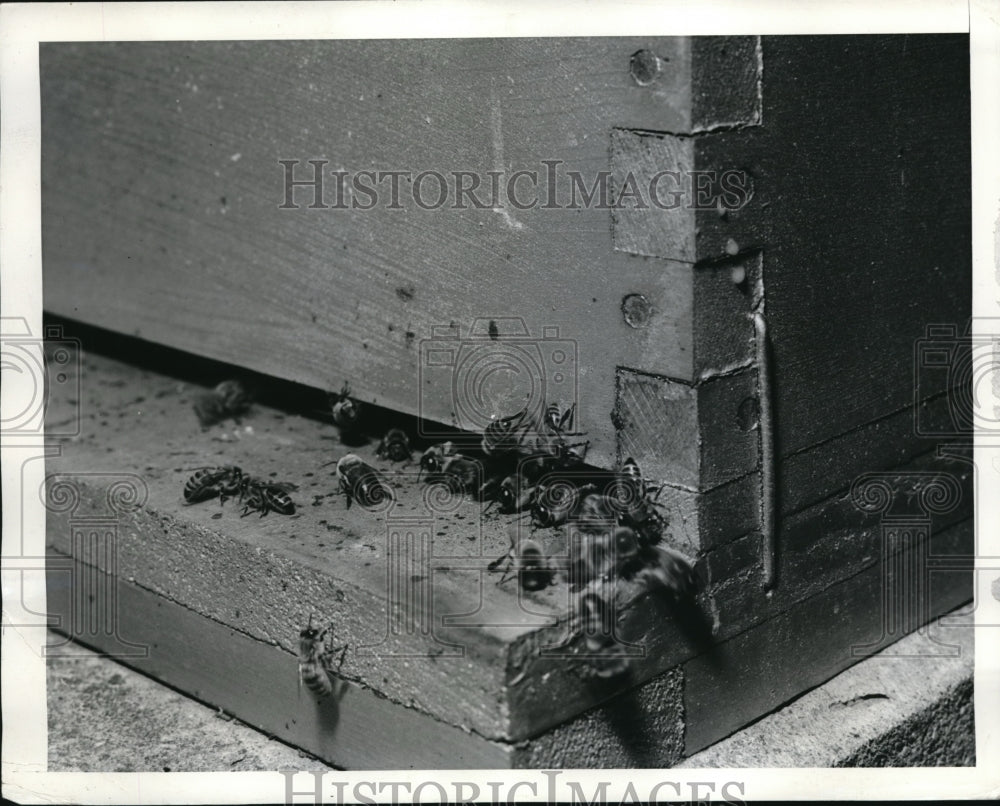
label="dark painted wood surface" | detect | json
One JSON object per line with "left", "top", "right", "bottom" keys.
{"left": 693, "top": 34, "right": 971, "bottom": 457}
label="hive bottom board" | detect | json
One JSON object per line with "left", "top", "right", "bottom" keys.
{"left": 47, "top": 521, "right": 972, "bottom": 769}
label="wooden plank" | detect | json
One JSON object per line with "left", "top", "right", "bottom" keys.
{"left": 614, "top": 366, "right": 759, "bottom": 491}
{"left": 42, "top": 345, "right": 973, "bottom": 745}
{"left": 684, "top": 517, "right": 973, "bottom": 754}
{"left": 46, "top": 553, "right": 512, "bottom": 770}
{"left": 40, "top": 38, "right": 710, "bottom": 475}
{"left": 43, "top": 349, "right": 554, "bottom": 741}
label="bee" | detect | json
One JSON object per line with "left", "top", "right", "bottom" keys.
{"left": 542, "top": 402, "right": 575, "bottom": 434}
{"left": 481, "top": 407, "right": 532, "bottom": 456}
{"left": 531, "top": 480, "right": 598, "bottom": 529}
{"left": 436, "top": 454, "right": 488, "bottom": 497}
{"left": 329, "top": 382, "right": 361, "bottom": 431}
{"left": 239, "top": 478, "right": 297, "bottom": 517}
{"left": 487, "top": 475, "right": 535, "bottom": 514}
{"left": 566, "top": 522, "right": 641, "bottom": 587}
{"left": 335, "top": 453, "right": 393, "bottom": 509}
{"left": 193, "top": 379, "right": 252, "bottom": 427}
{"left": 183, "top": 465, "right": 244, "bottom": 504}
{"left": 376, "top": 428, "right": 411, "bottom": 462}
{"left": 636, "top": 544, "right": 698, "bottom": 603}
{"left": 497, "top": 538, "right": 553, "bottom": 591}
{"left": 419, "top": 441, "right": 456, "bottom": 474}
{"left": 578, "top": 590, "right": 630, "bottom": 680}
{"left": 298, "top": 615, "right": 347, "bottom": 699}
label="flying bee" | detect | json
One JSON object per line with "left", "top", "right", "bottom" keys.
{"left": 497, "top": 538, "right": 553, "bottom": 591}
{"left": 329, "top": 382, "right": 361, "bottom": 431}
{"left": 578, "top": 590, "right": 631, "bottom": 680}
{"left": 334, "top": 453, "right": 393, "bottom": 509}
{"left": 566, "top": 522, "right": 624, "bottom": 586}
{"left": 239, "top": 479, "right": 297, "bottom": 517}
{"left": 193, "top": 379, "right": 252, "bottom": 427}
{"left": 298, "top": 615, "right": 347, "bottom": 700}
{"left": 376, "top": 428, "right": 411, "bottom": 462}
{"left": 481, "top": 407, "right": 532, "bottom": 456}
{"left": 183, "top": 465, "right": 245, "bottom": 504}
{"left": 636, "top": 544, "right": 699, "bottom": 603}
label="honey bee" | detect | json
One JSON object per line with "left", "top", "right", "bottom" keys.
{"left": 239, "top": 478, "right": 297, "bottom": 517}
{"left": 335, "top": 453, "right": 393, "bottom": 509}
{"left": 605, "top": 458, "right": 669, "bottom": 546}
{"left": 376, "top": 428, "right": 412, "bottom": 462}
{"left": 329, "top": 382, "right": 361, "bottom": 431}
{"left": 531, "top": 479, "right": 596, "bottom": 529}
{"left": 193, "top": 379, "right": 252, "bottom": 427}
{"left": 298, "top": 615, "right": 347, "bottom": 699}
{"left": 488, "top": 475, "right": 535, "bottom": 514}
{"left": 513, "top": 538, "right": 553, "bottom": 591}
{"left": 567, "top": 524, "right": 644, "bottom": 588}
{"left": 183, "top": 465, "right": 245, "bottom": 504}
{"left": 578, "top": 590, "right": 630, "bottom": 680}
{"left": 481, "top": 407, "right": 531, "bottom": 456}
{"left": 636, "top": 544, "right": 698, "bottom": 603}
{"left": 491, "top": 530, "right": 553, "bottom": 591}
{"left": 436, "top": 454, "right": 488, "bottom": 497}
{"left": 418, "top": 441, "right": 460, "bottom": 478}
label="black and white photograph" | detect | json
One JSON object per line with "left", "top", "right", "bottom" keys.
{"left": 2, "top": 1, "right": 999, "bottom": 802}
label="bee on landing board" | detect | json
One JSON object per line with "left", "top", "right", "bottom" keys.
{"left": 334, "top": 453, "right": 393, "bottom": 509}
{"left": 375, "top": 428, "right": 412, "bottom": 463}
{"left": 193, "top": 379, "right": 252, "bottom": 428}
{"left": 418, "top": 441, "right": 460, "bottom": 480}
{"left": 298, "top": 615, "right": 347, "bottom": 700}
{"left": 183, "top": 465, "right": 245, "bottom": 504}
{"left": 238, "top": 478, "right": 297, "bottom": 517}
{"left": 329, "top": 382, "right": 361, "bottom": 433}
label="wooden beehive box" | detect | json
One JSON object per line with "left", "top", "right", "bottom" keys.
{"left": 40, "top": 35, "right": 973, "bottom": 767}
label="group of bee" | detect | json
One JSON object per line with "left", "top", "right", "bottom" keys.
{"left": 191, "top": 377, "right": 698, "bottom": 685}
{"left": 328, "top": 401, "right": 700, "bottom": 679}
{"left": 182, "top": 464, "right": 297, "bottom": 517}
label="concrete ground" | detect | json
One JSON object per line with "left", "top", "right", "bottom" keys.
{"left": 46, "top": 607, "right": 974, "bottom": 770}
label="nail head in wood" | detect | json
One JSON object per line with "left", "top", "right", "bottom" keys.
{"left": 629, "top": 49, "right": 662, "bottom": 86}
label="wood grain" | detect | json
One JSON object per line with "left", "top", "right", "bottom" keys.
{"left": 47, "top": 555, "right": 512, "bottom": 770}
{"left": 40, "top": 38, "right": 708, "bottom": 475}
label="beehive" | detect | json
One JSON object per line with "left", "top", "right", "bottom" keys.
{"left": 41, "top": 34, "right": 972, "bottom": 766}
